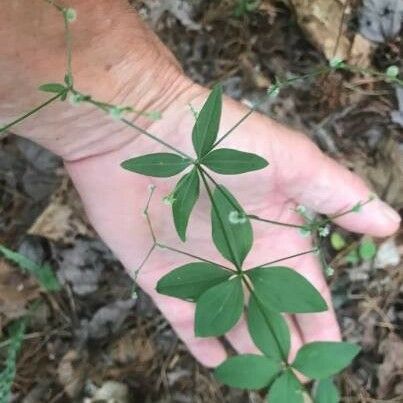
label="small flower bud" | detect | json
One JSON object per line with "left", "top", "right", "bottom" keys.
{"left": 329, "top": 57, "right": 345, "bottom": 69}
{"left": 385, "top": 65, "right": 399, "bottom": 79}
{"left": 64, "top": 8, "right": 77, "bottom": 23}
{"left": 318, "top": 225, "right": 330, "bottom": 237}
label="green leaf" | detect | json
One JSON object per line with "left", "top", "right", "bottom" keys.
{"left": 172, "top": 168, "right": 200, "bottom": 241}
{"left": 211, "top": 185, "right": 252, "bottom": 267}
{"left": 359, "top": 238, "right": 376, "bottom": 261}
{"left": 202, "top": 148, "right": 268, "bottom": 175}
{"left": 0, "top": 319, "right": 26, "bottom": 403}
{"left": 215, "top": 354, "right": 280, "bottom": 390}
{"left": 156, "top": 262, "right": 231, "bottom": 302}
{"left": 267, "top": 370, "right": 304, "bottom": 403}
{"left": 248, "top": 266, "right": 327, "bottom": 313}
{"left": 247, "top": 295, "right": 290, "bottom": 361}
{"left": 0, "top": 244, "right": 60, "bottom": 291}
{"left": 192, "top": 84, "right": 222, "bottom": 157}
{"left": 195, "top": 277, "right": 243, "bottom": 337}
{"left": 314, "top": 378, "right": 340, "bottom": 403}
{"left": 38, "top": 83, "right": 67, "bottom": 94}
{"left": 292, "top": 341, "right": 360, "bottom": 379}
{"left": 121, "top": 153, "right": 191, "bottom": 177}
{"left": 330, "top": 232, "right": 346, "bottom": 251}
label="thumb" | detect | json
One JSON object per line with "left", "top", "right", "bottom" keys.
{"left": 289, "top": 152, "right": 400, "bottom": 237}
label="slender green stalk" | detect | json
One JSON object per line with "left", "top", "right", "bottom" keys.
{"left": 156, "top": 243, "right": 236, "bottom": 273}
{"left": 63, "top": 10, "right": 74, "bottom": 87}
{"left": 212, "top": 67, "right": 331, "bottom": 149}
{"left": 248, "top": 214, "right": 303, "bottom": 229}
{"left": 0, "top": 93, "right": 62, "bottom": 134}
{"left": 80, "top": 96, "right": 194, "bottom": 160}
{"left": 201, "top": 167, "right": 303, "bottom": 230}
{"left": 253, "top": 248, "right": 318, "bottom": 269}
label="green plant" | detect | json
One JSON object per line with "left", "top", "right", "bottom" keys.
{"left": 0, "top": 244, "right": 60, "bottom": 292}
{"left": 234, "top": 0, "right": 261, "bottom": 17}
{"left": 1, "top": 2, "right": 401, "bottom": 401}
{"left": 0, "top": 319, "right": 26, "bottom": 403}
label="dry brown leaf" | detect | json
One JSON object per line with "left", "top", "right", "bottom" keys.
{"left": 57, "top": 349, "right": 88, "bottom": 398}
{"left": 288, "top": 0, "right": 372, "bottom": 66}
{"left": 111, "top": 331, "right": 155, "bottom": 365}
{"left": 28, "top": 175, "right": 95, "bottom": 243}
{"left": 0, "top": 259, "right": 39, "bottom": 328}
{"left": 377, "top": 333, "right": 403, "bottom": 398}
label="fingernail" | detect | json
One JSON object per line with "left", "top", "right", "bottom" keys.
{"left": 378, "top": 201, "right": 401, "bottom": 224}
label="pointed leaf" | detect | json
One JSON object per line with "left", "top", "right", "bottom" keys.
{"left": 121, "top": 153, "right": 191, "bottom": 177}
{"left": 202, "top": 148, "right": 268, "bottom": 174}
{"left": 156, "top": 263, "right": 231, "bottom": 302}
{"left": 172, "top": 168, "right": 200, "bottom": 241}
{"left": 195, "top": 277, "right": 243, "bottom": 337}
{"left": 247, "top": 295, "right": 290, "bottom": 361}
{"left": 248, "top": 266, "right": 327, "bottom": 313}
{"left": 211, "top": 185, "right": 252, "bottom": 267}
{"left": 292, "top": 341, "right": 360, "bottom": 379}
{"left": 192, "top": 85, "right": 222, "bottom": 157}
{"left": 38, "top": 83, "right": 67, "bottom": 94}
{"left": 314, "top": 379, "right": 340, "bottom": 403}
{"left": 215, "top": 354, "right": 280, "bottom": 390}
{"left": 0, "top": 244, "right": 60, "bottom": 291}
{"left": 267, "top": 370, "right": 304, "bottom": 403}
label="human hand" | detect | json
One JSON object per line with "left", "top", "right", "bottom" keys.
{"left": 64, "top": 81, "right": 400, "bottom": 367}
{"left": 2, "top": 0, "right": 400, "bottom": 368}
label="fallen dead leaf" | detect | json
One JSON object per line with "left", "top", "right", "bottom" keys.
{"left": 57, "top": 349, "right": 88, "bottom": 398}
{"left": 28, "top": 176, "right": 95, "bottom": 244}
{"left": 0, "top": 259, "right": 39, "bottom": 330}
{"left": 288, "top": 0, "right": 372, "bottom": 65}
{"left": 377, "top": 333, "right": 403, "bottom": 398}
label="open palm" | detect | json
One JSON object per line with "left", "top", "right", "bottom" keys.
{"left": 65, "top": 83, "right": 399, "bottom": 367}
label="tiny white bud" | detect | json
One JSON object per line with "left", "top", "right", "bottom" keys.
{"left": 109, "top": 106, "right": 124, "bottom": 120}
{"left": 325, "top": 266, "right": 334, "bottom": 277}
{"left": 296, "top": 205, "right": 307, "bottom": 215}
{"left": 64, "top": 8, "right": 77, "bottom": 23}
{"left": 228, "top": 211, "right": 240, "bottom": 224}
{"left": 68, "top": 93, "right": 82, "bottom": 106}
{"left": 163, "top": 194, "right": 175, "bottom": 206}
{"left": 319, "top": 225, "right": 330, "bottom": 237}
{"left": 386, "top": 65, "right": 399, "bottom": 78}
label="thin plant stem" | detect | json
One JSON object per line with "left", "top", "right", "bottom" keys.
{"left": 253, "top": 248, "right": 318, "bottom": 269}
{"left": 63, "top": 11, "right": 74, "bottom": 87}
{"left": 80, "top": 96, "right": 194, "bottom": 160}
{"left": 142, "top": 184, "right": 235, "bottom": 273}
{"left": 248, "top": 214, "right": 303, "bottom": 229}
{"left": 201, "top": 167, "right": 303, "bottom": 230}
{"left": 0, "top": 93, "right": 62, "bottom": 134}
{"left": 133, "top": 244, "right": 156, "bottom": 282}
{"left": 121, "top": 117, "right": 194, "bottom": 161}
{"left": 212, "top": 67, "right": 331, "bottom": 149}
{"left": 156, "top": 243, "right": 236, "bottom": 273}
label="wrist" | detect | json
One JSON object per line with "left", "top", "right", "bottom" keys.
{"left": 2, "top": 0, "right": 192, "bottom": 160}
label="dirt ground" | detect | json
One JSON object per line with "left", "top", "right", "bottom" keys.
{"left": 1, "top": 1, "right": 402, "bottom": 402}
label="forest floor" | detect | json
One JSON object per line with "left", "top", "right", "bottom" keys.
{"left": 1, "top": 1, "right": 402, "bottom": 402}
